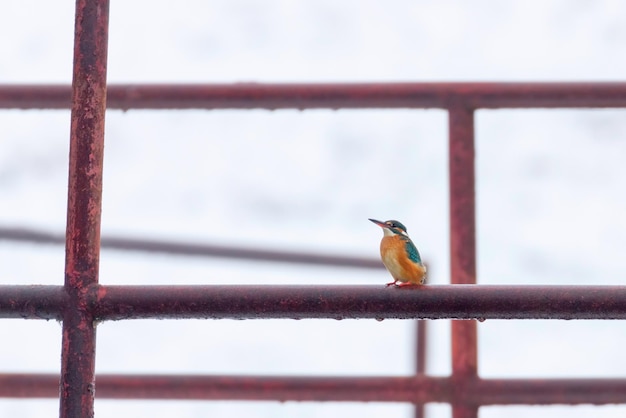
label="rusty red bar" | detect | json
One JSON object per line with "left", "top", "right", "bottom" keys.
{"left": 0, "top": 286, "right": 65, "bottom": 320}
{"left": 414, "top": 320, "right": 427, "bottom": 418}
{"left": 89, "top": 285, "right": 626, "bottom": 321}
{"left": 3, "top": 285, "right": 626, "bottom": 320}
{"left": 0, "top": 374, "right": 435, "bottom": 402}
{"left": 2, "top": 83, "right": 626, "bottom": 110}
{"left": 2, "top": 373, "right": 626, "bottom": 405}
{"left": 415, "top": 321, "right": 427, "bottom": 375}
{"left": 75, "top": 376, "right": 626, "bottom": 405}
{"left": 0, "top": 226, "right": 383, "bottom": 270}
{"left": 449, "top": 104, "right": 479, "bottom": 418}
{"left": 60, "top": 1, "right": 109, "bottom": 417}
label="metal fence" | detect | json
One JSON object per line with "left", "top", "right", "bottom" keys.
{"left": 1, "top": 1, "right": 626, "bottom": 418}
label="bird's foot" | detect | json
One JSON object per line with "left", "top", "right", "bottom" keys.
{"left": 386, "top": 280, "right": 417, "bottom": 287}
{"left": 396, "top": 281, "right": 416, "bottom": 287}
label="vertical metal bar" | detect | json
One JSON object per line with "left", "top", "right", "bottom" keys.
{"left": 60, "top": 1, "right": 109, "bottom": 417}
{"left": 413, "top": 320, "right": 428, "bottom": 418}
{"left": 448, "top": 104, "right": 479, "bottom": 418}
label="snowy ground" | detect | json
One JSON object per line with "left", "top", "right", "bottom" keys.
{"left": 1, "top": 1, "right": 626, "bottom": 417}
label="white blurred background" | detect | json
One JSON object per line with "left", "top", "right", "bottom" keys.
{"left": 1, "top": 1, "right": 626, "bottom": 417}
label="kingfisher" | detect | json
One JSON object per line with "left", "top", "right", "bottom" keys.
{"left": 369, "top": 218, "right": 427, "bottom": 286}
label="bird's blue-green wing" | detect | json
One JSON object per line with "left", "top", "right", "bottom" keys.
{"left": 403, "top": 237, "right": 422, "bottom": 264}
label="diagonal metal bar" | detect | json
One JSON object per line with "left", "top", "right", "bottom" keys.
{"left": 2, "top": 83, "right": 626, "bottom": 110}
{"left": 0, "top": 226, "right": 383, "bottom": 270}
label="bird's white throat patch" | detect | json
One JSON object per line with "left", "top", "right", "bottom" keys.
{"left": 383, "top": 227, "right": 408, "bottom": 237}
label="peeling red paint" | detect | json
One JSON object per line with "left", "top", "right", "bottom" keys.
{"left": 59, "top": 1, "right": 109, "bottom": 418}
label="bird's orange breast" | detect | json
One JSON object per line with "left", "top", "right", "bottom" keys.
{"left": 380, "top": 236, "right": 426, "bottom": 284}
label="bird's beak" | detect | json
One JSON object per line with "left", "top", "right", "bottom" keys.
{"left": 368, "top": 218, "right": 385, "bottom": 228}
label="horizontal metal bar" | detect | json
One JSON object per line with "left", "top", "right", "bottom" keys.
{"left": 3, "top": 285, "right": 626, "bottom": 321}
{"left": 94, "top": 285, "right": 626, "bottom": 321}
{"left": 0, "top": 226, "right": 382, "bottom": 269}
{"left": 1, "top": 373, "right": 626, "bottom": 405}
{"left": 475, "top": 378, "right": 626, "bottom": 405}
{"left": 0, "top": 286, "right": 65, "bottom": 320}
{"left": 1, "top": 83, "right": 626, "bottom": 110}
